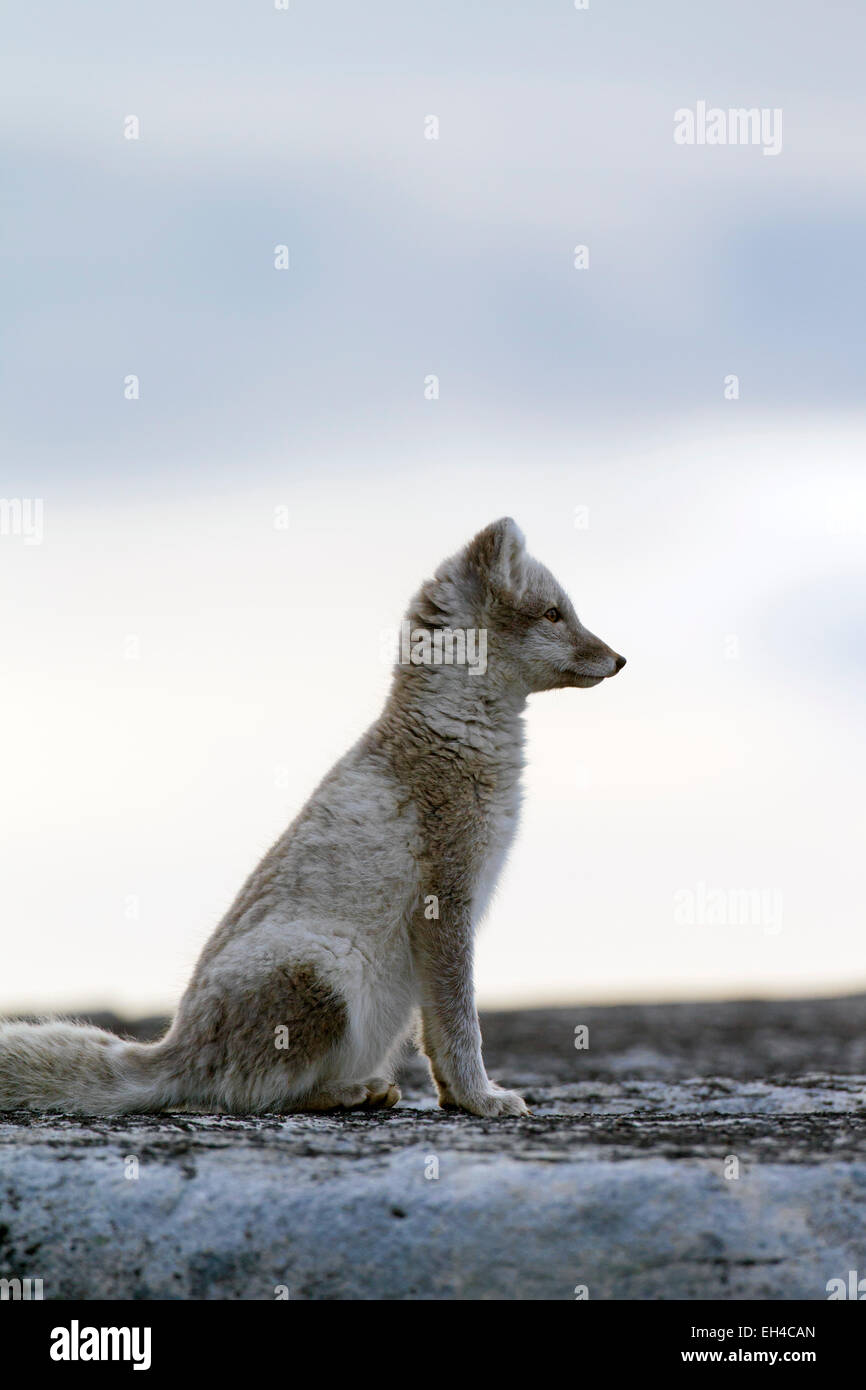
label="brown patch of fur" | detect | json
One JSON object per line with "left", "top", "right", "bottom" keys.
{"left": 159, "top": 962, "right": 348, "bottom": 1108}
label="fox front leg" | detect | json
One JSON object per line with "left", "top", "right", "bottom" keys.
{"left": 418, "top": 1010, "right": 459, "bottom": 1107}
{"left": 411, "top": 900, "right": 529, "bottom": 1118}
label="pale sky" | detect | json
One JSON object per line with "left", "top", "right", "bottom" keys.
{"left": 2, "top": 2, "right": 865, "bottom": 1013}
{"left": 2, "top": 421, "right": 865, "bottom": 1013}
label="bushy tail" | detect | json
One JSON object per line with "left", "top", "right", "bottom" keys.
{"left": 0, "top": 1020, "right": 175, "bottom": 1114}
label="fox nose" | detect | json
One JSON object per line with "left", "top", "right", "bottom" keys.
{"left": 612, "top": 653, "right": 627, "bottom": 674}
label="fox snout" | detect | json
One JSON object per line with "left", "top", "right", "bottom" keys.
{"left": 572, "top": 631, "right": 626, "bottom": 686}
{"left": 597, "top": 647, "right": 626, "bottom": 679}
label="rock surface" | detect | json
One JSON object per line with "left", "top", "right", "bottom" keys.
{"left": 1, "top": 996, "right": 865, "bottom": 1300}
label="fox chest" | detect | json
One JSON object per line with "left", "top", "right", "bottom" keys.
{"left": 469, "top": 773, "right": 523, "bottom": 925}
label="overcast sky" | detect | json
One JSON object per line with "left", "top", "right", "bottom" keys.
{"left": 2, "top": 2, "right": 864, "bottom": 1014}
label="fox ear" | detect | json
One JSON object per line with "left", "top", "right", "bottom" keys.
{"left": 411, "top": 517, "right": 527, "bottom": 626}
{"left": 464, "top": 517, "right": 527, "bottom": 595}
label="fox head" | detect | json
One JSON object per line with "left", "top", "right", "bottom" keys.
{"left": 408, "top": 517, "right": 626, "bottom": 694}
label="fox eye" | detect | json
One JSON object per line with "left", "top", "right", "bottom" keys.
{"left": 543, "top": 606, "right": 562, "bottom": 623}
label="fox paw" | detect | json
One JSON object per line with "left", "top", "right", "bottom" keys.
{"left": 363, "top": 1077, "right": 401, "bottom": 1108}
{"left": 302, "top": 1082, "right": 369, "bottom": 1111}
{"left": 303, "top": 1078, "right": 401, "bottom": 1111}
{"left": 445, "top": 1086, "right": 530, "bottom": 1118}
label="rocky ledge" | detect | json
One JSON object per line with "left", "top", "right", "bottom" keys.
{"left": 1, "top": 995, "right": 865, "bottom": 1299}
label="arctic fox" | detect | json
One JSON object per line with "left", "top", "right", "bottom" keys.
{"left": 0, "top": 518, "right": 625, "bottom": 1117}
